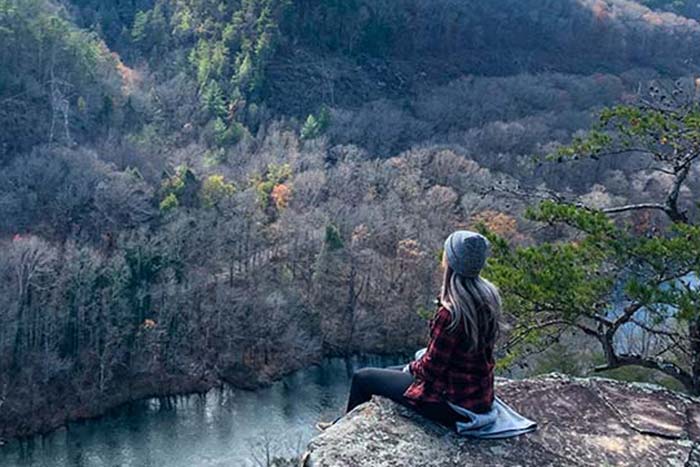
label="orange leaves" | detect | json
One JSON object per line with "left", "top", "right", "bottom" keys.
{"left": 471, "top": 210, "right": 518, "bottom": 238}
{"left": 351, "top": 224, "right": 370, "bottom": 246}
{"left": 270, "top": 183, "right": 291, "bottom": 210}
{"left": 397, "top": 239, "right": 425, "bottom": 263}
{"left": 252, "top": 163, "right": 292, "bottom": 211}
{"left": 114, "top": 55, "right": 140, "bottom": 95}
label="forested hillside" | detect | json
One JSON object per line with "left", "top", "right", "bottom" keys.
{"left": 1, "top": 0, "right": 700, "bottom": 439}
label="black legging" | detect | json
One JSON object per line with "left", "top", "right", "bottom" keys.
{"left": 346, "top": 366, "right": 469, "bottom": 428}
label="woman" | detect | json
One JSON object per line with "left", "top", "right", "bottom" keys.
{"left": 328, "top": 230, "right": 501, "bottom": 429}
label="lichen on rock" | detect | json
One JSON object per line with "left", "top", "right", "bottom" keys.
{"left": 303, "top": 373, "right": 700, "bottom": 467}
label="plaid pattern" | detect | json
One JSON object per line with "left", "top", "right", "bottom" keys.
{"left": 404, "top": 305, "right": 495, "bottom": 413}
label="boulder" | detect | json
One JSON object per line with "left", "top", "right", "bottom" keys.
{"left": 303, "top": 374, "right": 700, "bottom": 466}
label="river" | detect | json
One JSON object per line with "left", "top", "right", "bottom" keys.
{"left": 0, "top": 355, "right": 405, "bottom": 467}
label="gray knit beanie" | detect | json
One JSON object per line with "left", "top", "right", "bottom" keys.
{"left": 444, "top": 230, "right": 490, "bottom": 278}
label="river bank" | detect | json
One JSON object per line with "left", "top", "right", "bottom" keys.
{"left": 0, "top": 355, "right": 406, "bottom": 467}
{"left": 0, "top": 350, "right": 410, "bottom": 445}
{"left": 0, "top": 353, "right": 317, "bottom": 442}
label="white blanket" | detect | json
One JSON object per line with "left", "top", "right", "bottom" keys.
{"left": 449, "top": 397, "right": 537, "bottom": 439}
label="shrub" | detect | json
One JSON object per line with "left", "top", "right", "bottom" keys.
{"left": 200, "top": 174, "right": 236, "bottom": 208}
{"left": 159, "top": 192, "right": 179, "bottom": 212}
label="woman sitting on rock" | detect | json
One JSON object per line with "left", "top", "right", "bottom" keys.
{"left": 323, "top": 230, "right": 500, "bottom": 430}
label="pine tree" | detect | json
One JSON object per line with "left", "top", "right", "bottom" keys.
{"left": 489, "top": 82, "right": 700, "bottom": 393}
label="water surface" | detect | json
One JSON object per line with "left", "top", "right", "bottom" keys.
{"left": 1, "top": 355, "right": 405, "bottom": 467}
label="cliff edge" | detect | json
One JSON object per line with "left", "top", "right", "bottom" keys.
{"left": 303, "top": 374, "right": 700, "bottom": 466}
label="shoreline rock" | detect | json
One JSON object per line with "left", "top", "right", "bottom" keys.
{"left": 303, "top": 373, "right": 700, "bottom": 467}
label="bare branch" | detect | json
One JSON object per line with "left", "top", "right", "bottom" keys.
{"left": 628, "top": 318, "right": 691, "bottom": 357}
{"left": 610, "top": 303, "right": 644, "bottom": 333}
{"left": 598, "top": 203, "right": 669, "bottom": 215}
{"left": 478, "top": 182, "right": 565, "bottom": 204}
{"left": 504, "top": 319, "right": 571, "bottom": 351}
{"left": 648, "top": 166, "right": 675, "bottom": 176}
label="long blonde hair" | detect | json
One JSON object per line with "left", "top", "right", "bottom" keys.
{"left": 440, "top": 254, "right": 501, "bottom": 352}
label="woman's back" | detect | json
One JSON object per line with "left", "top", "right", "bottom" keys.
{"left": 405, "top": 306, "right": 495, "bottom": 414}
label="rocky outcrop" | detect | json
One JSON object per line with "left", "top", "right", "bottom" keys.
{"left": 303, "top": 374, "right": 700, "bottom": 466}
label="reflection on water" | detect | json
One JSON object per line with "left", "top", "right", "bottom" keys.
{"left": 1, "top": 355, "right": 405, "bottom": 467}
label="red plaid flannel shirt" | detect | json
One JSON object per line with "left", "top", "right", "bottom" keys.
{"left": 404, "top": 305, "right": 495, "bottom": 413}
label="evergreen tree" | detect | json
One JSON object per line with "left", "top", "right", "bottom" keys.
{"left": 489, "top": 82, "right": 700, "bottom": 393}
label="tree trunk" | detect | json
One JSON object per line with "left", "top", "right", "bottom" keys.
{"left": 689, "top": 316, "right": 700, "bottom": 395}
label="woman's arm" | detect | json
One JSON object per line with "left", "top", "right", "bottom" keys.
{"left": 408, "top": 307, "right": 457, "bottom": 383}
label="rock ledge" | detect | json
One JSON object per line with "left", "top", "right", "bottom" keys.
{"left": 304, "top": 373, "right": 700, "bottom": 466}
